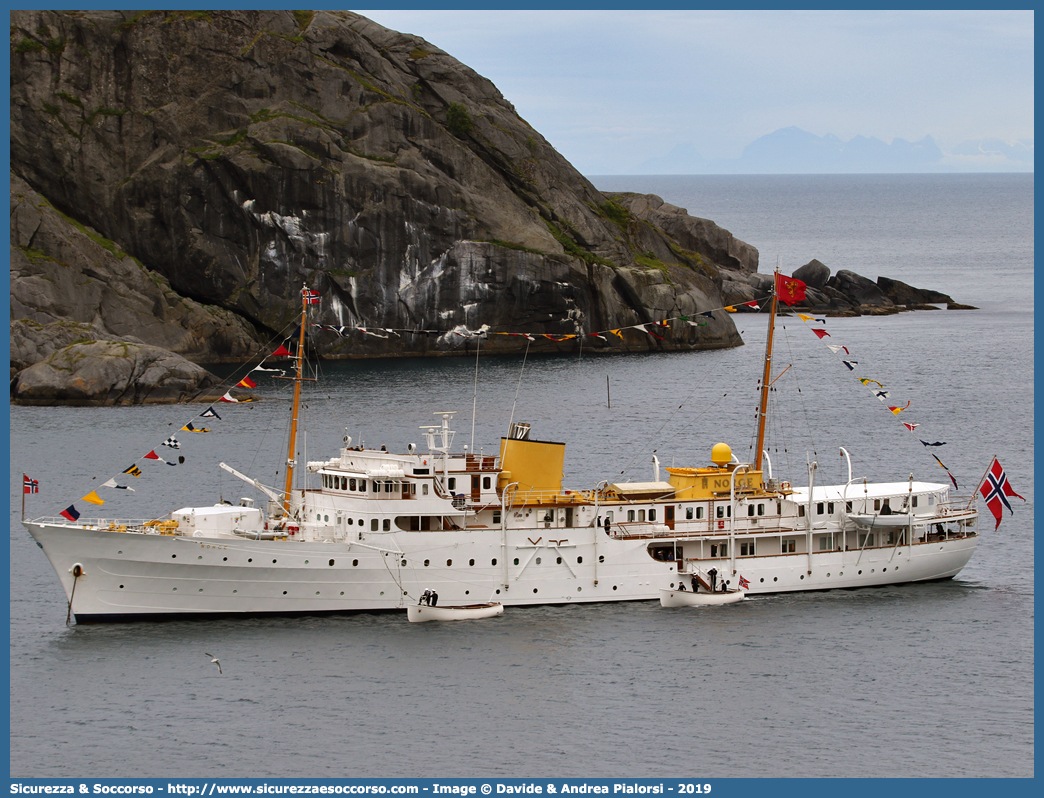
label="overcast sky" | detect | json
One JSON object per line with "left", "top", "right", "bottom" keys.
{"left": 355, "top": 9, "right": 1034, "bottom": 174}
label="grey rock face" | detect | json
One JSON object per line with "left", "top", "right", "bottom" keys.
{"left": 13, "top": 341, "right": 221, "bottom": 405}
{"left": 828, "top": 270, "right": 894, "bottom": 307}
{"left": 11, "top": 177, "right": 261, "bottom": 368}
{"left": 793, "top": 259, "right": 831, "bottom": 289}
{"left": 876, "top": 276, "right": 953, "bottom": 306}
{"left": 11, "top": 9, "right": 749, "bottom": 364}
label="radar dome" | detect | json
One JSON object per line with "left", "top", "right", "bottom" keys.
{"left": 711, "top": 443, "right": 732, "bottom": 467}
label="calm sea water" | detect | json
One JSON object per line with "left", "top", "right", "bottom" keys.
{"left": 9, "top": 175, "right": 1033, "bottom": 778}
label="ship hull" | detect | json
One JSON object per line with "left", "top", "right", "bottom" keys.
{"left": 25, "top": 520, "right": 978, "bottom": 622}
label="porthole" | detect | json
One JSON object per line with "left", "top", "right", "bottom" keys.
{"left": 316, "top": 591, "right": 320, "bottom": 595}
{"left": 881, "top": 567, "right": 886, "bottom": 572}
{"left": 424, "top": 559, "right": 430, "bottom": 567}
{"left": 380, "top": 591, "right": 384, "bottom": 596}
{"left": 469, "top": 559, "right": 475, "bottom": 566}
{"left": 827, "top": 573, "right": 831, "bottom": 577}
{"left": 496, "top": 589, "right": 501, "bottom": 594}
{"left": 465, "top": 590, "right": 470, "bottom": 595}
{"left": 171, "top": 554, "right": 177, "bottom": 559}
{"left": 198, "top": 555, "right": 202, "bottom": 560}
{"left": 533, "top": 588, "right": 538, "bottom": 593}
{"left": 401, "top": 559, "right": 406, "bottom": 566}
{"left": 773, "top": 577, "right": 778, "bottom": 582}
{"left": 577, "top": 587, "right": 582, "bottom": 592}
{"left": 577, "top": 556, "right": 583, "bottom": 564}
{"left": 119, "top": 585, "right": 124, "bottom": 589}
{"left": 760, "top": 578, "right": 764, "bottom": 582}
{"left": 233, "top": 589, "right": 237, "bottom": 593}
{"left": 840, "top": 571, "right": 844, "bottom": 576}
{"left": 491, "top": 558, "right": 497, "bottom": 566}
{"left": 283, "top": 591, "right": 287, "bottom": 595}
{"left": 513, "top": 558, "right": 519, "bottom": 565}
{"left": 223, "top": 557, "right": 227, "bottom": 561}
{"left": 305, "top": 560, "right": 309, "bottom": 564}
{"left": 612, "top": 585, "right": 617, "bottom": 590}
{"left": 446, "top": 559, "right": 452, "bottom": 567}
{"left": 535, "top": 557, "right": 542, "bottom": 565}
{"left": 403, "top": 590, "right": 408, "bottom": 595}
{"left": 172, "top": 587, "right": 177, "bottom": 591}
{"left": 858, "top": 570, "right": 862, "bottom": 575}
{"left": 871, "top": 569, "right": 875, "bottom": 573}
{"left": 117, "top": 551, "right": 122, "bottom": 555}
{"left": 340, "top": 591, "right": 344, "bottom": 596}
{"left": 352, "top": 559, "right": 359, "bottom": 567}
{"left": 800, "top": 575, "right": 804, "bottom": 580}
{"left": 556, "top": 556, "right": 562, "bottom": 564}
{"left": 670, "top": 583, "right": 675, "bottom": 588}
{"left": 329, "top": 559, "right": 335, "bottom": 566}
{"left": 272, "top": 559, "right": 277, "bottom": 563}
{"left": 198, "top": 588, "right": 203, "bottom": 592}
{"left": 598, "top": 556, "right": 604, "bottom": 563}
{"left": 248, "top": 558, "right": 253, "bottom": 563}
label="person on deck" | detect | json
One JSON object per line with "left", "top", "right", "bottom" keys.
{"left": 708, "top": 567, "right": 718, "bottom": 592}
{"left": 691, "top": 575, "right": 699, "bottom": 592}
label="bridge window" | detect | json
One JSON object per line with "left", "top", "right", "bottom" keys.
{"left": 817, "top": 502, "right": 825, "bottom": 515}
{"left": 874, "top": 499, "right": 881, "bottom": 511}
{"left": 370, "top": 519, "right": 378, "bottom": 531}
{"left": 649, "top": 509, "right": 656, "bottom": 521}
{"left": 798, "top": 506, "right": 805, "bottom": 517}
{"left": 912, "top": 495, "right": 918, "bottom": 508}
{"left": 827, "top": 502, "right": 834, "bottom": 514}
{"left": 483, "top": 476, "right": 491, "bottom": 490}
{"left": 757, "top": 503, "right": 765, "bottom": 516}
{"left": 383, "top": 519, "right": 390, "bottom": 531}
{"left": 846, "top": 501, "right": 852, "bottom": 512}
{"left": 448, "top": 477, "right": 456, "bottom": 491}
{"left": 359, "top": 480, "right": 366, "bottom": 492}
{"left": 748, "top": 505, "right": 755, "bottom": 517}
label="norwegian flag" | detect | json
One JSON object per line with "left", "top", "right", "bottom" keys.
{"left": 978, "top": 458, "right": 1025, "bottom": 530}
{"left": 738, "top": 575, "right": 750, "bottom": 590}
{"left": 303, "top": 289, "right": 321, "bottom": 305}
{"left": 23, "top": 474, "right": 39, "bottom": 494}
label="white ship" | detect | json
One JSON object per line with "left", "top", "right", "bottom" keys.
{"left": 24, "top": 280, "right": 980, "bottom": 622}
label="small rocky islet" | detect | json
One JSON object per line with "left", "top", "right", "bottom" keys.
{"left": 9, "top": 10, "right": 972, "bottom": 406}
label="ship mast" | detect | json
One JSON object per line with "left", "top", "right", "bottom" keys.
{"left": 754, "top": 269, "right": 778, "bottom": 474}
{"left": 281, "top": 286, "right": 310, "bottom": 516}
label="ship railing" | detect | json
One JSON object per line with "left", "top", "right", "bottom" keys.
{"left": 29, "top": 516, "right": 179, "bottom": 533}
{"left": 504, "top": 488, "right": 596, "bottom": 507}
{"left": 464, "top": 454, "right": 500, "bottom": 471}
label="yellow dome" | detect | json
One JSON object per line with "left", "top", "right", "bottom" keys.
{"left": 711, "top": 442, "right": 732, "bottom": 467}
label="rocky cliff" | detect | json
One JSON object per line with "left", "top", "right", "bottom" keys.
{"left": 11, "top": 8, "right": 754, "bottom": 400}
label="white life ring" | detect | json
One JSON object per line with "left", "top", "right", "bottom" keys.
{"left": 781, "top": 481, "right": 792, "bottom": 491}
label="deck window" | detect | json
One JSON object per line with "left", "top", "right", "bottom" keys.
{"left": 370, "top": 519, "right": 378, "bottom": 531}
{"left": 685, "top": 507, "right": 694, "bottom": 520}
{"left": 748, "top": 505, "right": 755, "bottom": 517}
{"left": 845, "top": 501, "right": 852, "bottom": 512}
{"left": 627, "top": 510, "right": 636, "bottom": 522}
{"left": 874, "top": 499, "right": 881, "bottom": 511}
{"left": 859, "top": 533, "right": 875, "bottom": 547}
{"left": 648, "top": 509, "right": 656, "bottom": 521}
{"left": 757, "top": 503, "right": 765, "bottom": 516}
{"left": 716, "top": 506, "right": 725, "bottom": 519}
{"left": 422, "top": 484, "right": 429, "bottom": 495}
{"left": 817, "top": 502, "right": 824, "bottom": 515}
{"left": 493, "top": 510, "right": 501, "bottom": 525}
{"left": 740, "top": 541, "right": 755, "bottom": 556}
{"left": 448, "top": 477, "right": 456, "bottom": 491}
{"left": 359, "top": 480, "right": 366, "bottom": 492}
{"left": 350, "top": 478, "right": 356, "bottom": 491}
{"left": 483, "top": 476, "right": 491, "bottom": 490}
{"left": 605, "top": 511, "right": 614, "bottom": 522}
{"left": 696, "top": 507, "right": 704, "bottom": 519}
{"left": 819, "top": 536, "right": 832, "bottom": 551}
{"left": 383, "top": 519, "right": 391, "bottom": 531}
{"left": 798, "top": 506, "right": 805, "bottom": 517}
{"left": 782, "top": 539, "right": 795, "bottom": 553}
{"left": 912, "top": 495, "right": 918, "bottom": 508}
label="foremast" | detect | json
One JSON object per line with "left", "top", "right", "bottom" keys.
{"left": 754, "top": 269, "right": 778, "bottom": 473}
{"left": 278, "top": 286, "right": 311, "bottom": 517}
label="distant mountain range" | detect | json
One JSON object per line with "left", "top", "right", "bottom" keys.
{"left": 638, "top": 127, "right": 1034, "bottom": 174}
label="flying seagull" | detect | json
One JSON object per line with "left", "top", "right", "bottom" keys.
{"left": 205, "top": 652, "right": 222, "bottom": 675}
